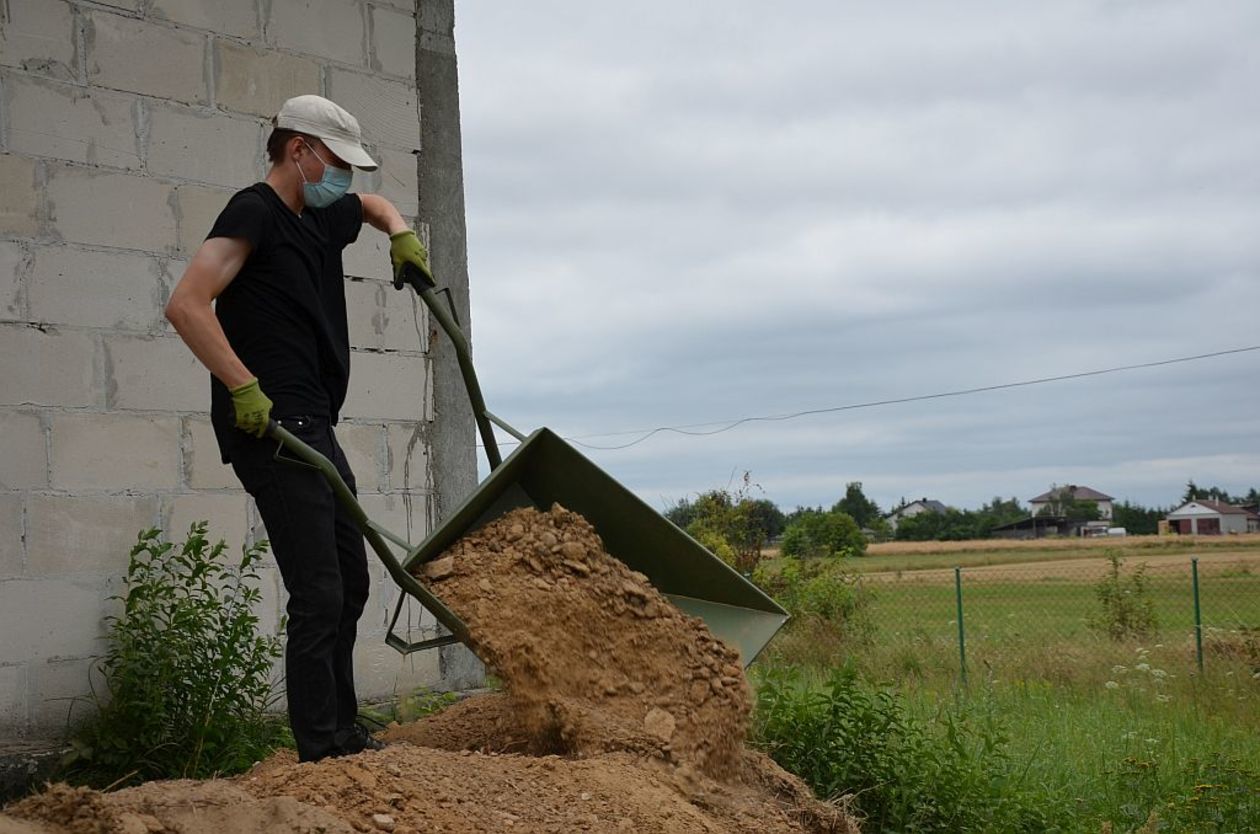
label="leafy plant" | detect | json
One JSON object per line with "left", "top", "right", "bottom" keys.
{"left": 64, "top": 523, "right": 285, "bottom": 785}
{"left": 1103, "top": 753, "right": 1260, "bottom": 832}
{"left": 752, "top": 667, "right": 1058, "bottom": 832}
{"left": 1091, "top": 552, "right": 1157, "bottom": 640}
{"left": 390, "top": 687, "right": 460, "bottom": 724}
{"left": 780, "top": 509, "right": 866, "bottom": 559}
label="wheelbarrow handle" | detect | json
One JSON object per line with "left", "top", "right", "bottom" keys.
{"left": 263, "top": 419, "right": 472, "bottom": 652}
{"left": 394, "top": 262, "right": 513, "bottom": 469}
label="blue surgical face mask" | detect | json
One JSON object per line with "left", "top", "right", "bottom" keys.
{"left": 296, "top": 141, "right": 352, "bottom": 208}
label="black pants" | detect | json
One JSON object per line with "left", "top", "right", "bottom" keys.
{"left": 228, "top": 415, "right": 369, "bottom": 762}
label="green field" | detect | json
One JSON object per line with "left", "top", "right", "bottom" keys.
{"left": 755, "top": 540, "right": 1260, "bottom": 831}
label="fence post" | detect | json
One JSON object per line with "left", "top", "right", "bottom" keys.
{"left": 954, "top": 566, "right": 968, "bottom": 686}
{"left": 1191, "top": 557, "right": 1204, "bottom": 674}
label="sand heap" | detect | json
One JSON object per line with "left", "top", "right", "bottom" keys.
{"left": 416, "top": 504, "right": 751, "bottom": 777}
{"left": 2, "top": 504, "right": 858, "bottom": 834}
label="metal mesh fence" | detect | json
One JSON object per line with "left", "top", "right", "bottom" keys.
{"left": 847, "top": 550, "right": 1260, "bottom": 687}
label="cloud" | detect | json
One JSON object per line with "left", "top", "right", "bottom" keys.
{"left": 454, "top": 1, "right": 1260, "bottom": 513}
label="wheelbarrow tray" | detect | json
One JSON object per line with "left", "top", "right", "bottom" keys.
{"left": 399, "top": 426, "right": 788, "bottom": 665}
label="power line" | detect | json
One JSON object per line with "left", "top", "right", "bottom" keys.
{"left": 488, "top": 344, "right": 1260, "bottom": 452}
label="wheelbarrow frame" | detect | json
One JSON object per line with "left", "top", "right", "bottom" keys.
{"left": 263, "top": 265, "right": 789, "bottom": 664}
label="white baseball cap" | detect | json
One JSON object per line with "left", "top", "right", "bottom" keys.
{"left": 274, "top": 95, "right": 379, "bottom": 171}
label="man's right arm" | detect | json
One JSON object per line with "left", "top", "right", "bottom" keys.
{"left": 165, "top": 236, "right": 255, "bottom": 390}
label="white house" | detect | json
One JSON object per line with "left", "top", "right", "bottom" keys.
{"left": 886, "top": 498, "right": 948, "bottom": 532}
{"left": 1029, "top": 485, "right": 1114, "bottom": 520}
{"left": 1166, "top": 500, "right": 1260, "bottom": 535}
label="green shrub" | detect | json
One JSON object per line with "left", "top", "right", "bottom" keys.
{"left": 753, "top": 559, "right": 873, "bottom": 667}
{"left": 64, "top": 523, "right": 285, "bottom": 785}
{"left": 1091, "top": 552, "right": 1157, "bottom": 641}
{"left": 780, "top": 509, "right": 866, "bottom": 559}
{"left": 752, "top": 667, "right": 1059, "bottom": 833}
{"left": 754, "top": 558, "right": 868, "bottom": 623}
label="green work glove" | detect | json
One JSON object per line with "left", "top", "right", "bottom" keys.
{"left": 389, "top": 229, "right": 433, "bottom": 285}
{"left": 230, "top": 378, "right": 273, "bottom": 438}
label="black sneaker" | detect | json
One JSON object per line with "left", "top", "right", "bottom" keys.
{"left": 335, "top": 723, "right": 386, "bottom": 755}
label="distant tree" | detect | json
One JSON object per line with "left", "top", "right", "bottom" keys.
{"left": 978, "top": 496, "right": 1026, "bottom": 527}
{"left": 1180, "top": 481, "right": 1252, "bottom": 505}
{"left": 670, "top": 474, "right": 777, "bottom": 572}
{"left": 663, "top": 498, "right": 697, "bottom": 530}
{"left": 831, "top": 482, "right": 882, "bottom": 530}
{"left": 743, "top": 498, "right": 786, "bottom": 542}
{"left": 781, "top": 509, "right": 867, "bottom": 559}
{"left": 1111, "top": 500, "right": 1165, "bottom": 535}
{"left": 895, "top": 509, "right": 989, "bottom": 542}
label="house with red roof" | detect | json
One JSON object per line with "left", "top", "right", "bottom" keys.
{"left": 1166, "top": 499, "right": 1260, "bottom": 535}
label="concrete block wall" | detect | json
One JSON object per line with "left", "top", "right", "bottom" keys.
{"left": 0, "top": 0, "right": 472, "bottom": 739}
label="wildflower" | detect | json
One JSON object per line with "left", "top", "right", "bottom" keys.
{"left": 1112, "top": 665, "right": 1129, "bottom": 674}
{"left": 1155, "top": 694, "right": 1171, "bottom": 703}
{"left": 1136, "top": 662, "right": 1151, "bottom": 673}
{"left": 1105, "top": 681, "right": 1120, "bottom": 690}
{"left": 1145, "top": 738, "right": 1158, "bottom": 744}
{"left": 1150, "top": 669, "right": 1167, "bottom": 679}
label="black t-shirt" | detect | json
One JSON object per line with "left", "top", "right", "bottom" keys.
{"left": 207, "top": 183, "right": 362, "bottom": 461}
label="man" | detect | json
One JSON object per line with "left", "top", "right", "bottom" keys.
{"left": 165, "top": 95, "right": 432, "bottom": 762}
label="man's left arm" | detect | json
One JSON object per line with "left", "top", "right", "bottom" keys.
{"left": 360, "top": 194, "right": 433, "bottom": 284}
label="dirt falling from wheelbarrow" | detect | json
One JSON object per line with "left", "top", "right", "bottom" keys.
{"left": 416, "top": 504, "right": 753, "bottom": 778}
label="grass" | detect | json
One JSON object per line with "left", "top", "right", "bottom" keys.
{"left": 755, "top": 538, "right": 1260, "bottom": 831}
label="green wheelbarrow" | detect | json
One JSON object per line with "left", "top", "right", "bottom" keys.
{"left": 265, "top": 265, "right": 788, "bottom": 665}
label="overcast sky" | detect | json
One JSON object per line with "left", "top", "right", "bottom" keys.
{"left": 449, "top": 1, "right": 1260, "bottom": 514}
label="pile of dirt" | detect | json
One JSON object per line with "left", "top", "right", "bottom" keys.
{"left": 417, "top": 505, "right": 752, "bottom": 777}
{"left": 2, "top": 504, "right": 860, "bottom": 833}
{"left": 0, "top": 780, "right": 353, "bottom": 834}
{"left": 4, "top": 739, "right": 853, "bottom": 834}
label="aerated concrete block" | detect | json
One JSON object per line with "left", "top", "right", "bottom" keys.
{"left": 342, "top": 227, "right": 392, "bottom": 281}
{"left": 49, "top": 413, "right": 181, "bottom": 491}
{"left": 174, "top": 184, "right": 233, "bottom": 256}
{"left": 354, "top": 637, "right": 441, "bottom": 701}
{"left": 86, "top": 12, "right": 208, "bottom": 105}
{"left": 25, "top": 493, "right": 159, "bottom": 577}
{"left": 28, "top": 245, "right": 163, "bottom": 331}
{"left": 0, "top": 579, "right": 109, "bottom": 664}
{"left": 105, "top": 333, "right": 206, "bottom": 412}
{"left": 214, "top": 41, "right": 321, "bottom": 119}
{"left": 0, "top": 494, "right": 22, "bottom": 577}
{"left": 0, "top": 665, "right": 27, "bottom": 733}
{"left": 0, "top": 411, "right": 48, "bottom": 490}
{"left": 267, "top": 0, "right": 366, "bottom": 68}
{"left": 327, "top": 69, "right": 420, "bottom": 151}
{"left": 184, "top": 418, "right": 237, "bottom": 490}
{"left": 150, "top": 0, "right": 259, "bottom": 39}
{"left": 0, "top": 324, "right": 98, "bottom": 408}
{"left": 167, "top": 492, "right": 250, "bottom": 555}
{"left": 147, "top": 106, "right": 264, "bottom": 189}
{"left": 353, "top": 146, "right": 419, "bottom": 217}
{"left": 342, "top": 351, "right": 430, "bottom": 421}
{"left": 345, "top": 276, "right": 427, "bottom": 354}
{"left": 386, "top": 421, "right": 429, "bottom": 493}
{"left": 46, "top": 164, "right": 176, "bottom": 252}
{"left": 0, "top": 153, "right": 40, "bottom": 238}
{"left": 370, "top": 5, "right": 417, "bottom": 81}
{"left": 0, "top": 240, "right": 27, "bottom": 322}
{"left": 27, "top": 657, "right": 104, "bottom": 734}
{"left": 335, "top": 421, "right": 384, "bottom": 494}
{"left": 3, "top": 76, "right": 142, "bottom": 170}
{"left": 0, "top": 0, "right": 77, "bottom": 82}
